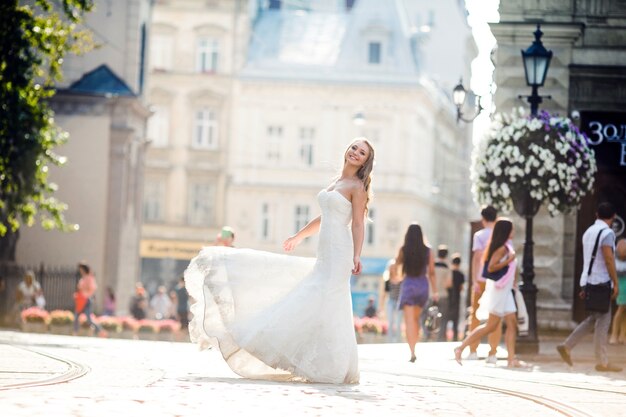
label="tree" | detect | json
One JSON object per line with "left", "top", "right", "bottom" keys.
{"left": 0, "top": 0, "right": 93, "bottom": 261}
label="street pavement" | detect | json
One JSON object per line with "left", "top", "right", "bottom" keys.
{"left": 0, "top": 330, "right": 624, "bottom": 417}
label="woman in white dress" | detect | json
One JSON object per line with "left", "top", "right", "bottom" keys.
{"left": 184, "top": 138, "right": 374, "bottom": 384}
{"left": 454, "top": 218, "right": 526, "bottom": 368}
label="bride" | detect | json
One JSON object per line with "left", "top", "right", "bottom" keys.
{"left": 184, "top": 138, "right": 375, "bottom": 384}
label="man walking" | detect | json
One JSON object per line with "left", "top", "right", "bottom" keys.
{"left": 434, "top": 245, "right": 451, "bottom": 342}
{"left": 557, "top": 202, "right": 622, "bottom": 372}
{"left": 469, "top": 206, "right": 502, "bottom": 362}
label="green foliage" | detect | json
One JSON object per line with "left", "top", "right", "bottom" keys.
{"left": 0, "top": 0, "right": 94, "bottom": 236}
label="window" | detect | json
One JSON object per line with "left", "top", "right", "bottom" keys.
{"left": 266, "top": 125, "right": 283, "bottom": 161}
{"left": 147, "top": 106, "right": 170, "bottom": 148}
{"left": 192, "top": 108, "right": 218, "bottom": 149}
{"left": 150, "top": 35, "right": 173, "bottom": 71}
{"left": 260, "top": 203, "right": 271, "bottom": 241}
{"left": 368, "top": 41, "right": 381, "bottom": 64}
{"left": 196, "top": 38, "right": 219, "bottom": 73}
{"left": 299, "top": 127, "right": 315, "bottom": 166}
{"left": 366, "top": 208, "right": 375, "bottom": 246}
{"left": 294, "top": 205, "right": 310, "bottom": 234}
{"left": 143, "top": 181, "right": 165, "bottom": 222}
{"left": 187, "top": 183, "right": 214, "bottom": 226}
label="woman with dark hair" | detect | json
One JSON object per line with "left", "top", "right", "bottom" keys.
{"left": 454, "top": 218, "right": 526, "bottom": 367}
{"left": 395, "top": 223, "right": 436, "bottom": 363}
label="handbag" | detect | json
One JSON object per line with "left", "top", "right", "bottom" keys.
{"left": 424, "top": 305, "right": 442, "bottom": 333}
{"left": 74, "top": 291, "right": 88, "bottom": 314}
{"left": 585, "top": 283, "right": 611, "bottom": 313}
{"left": 584, "top": 228, "right": 611, "bottom": 313}
{"left": 482, "top": 259, "right": 508, "bottom": 281}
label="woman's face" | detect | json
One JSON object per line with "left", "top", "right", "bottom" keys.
{"left": 345, "top": 140, "right": 370, "bottom": 168}
{"left": 509, "top": 228, "right": 515, "bottom": 240}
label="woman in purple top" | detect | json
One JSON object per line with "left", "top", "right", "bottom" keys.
{"left": 396, "top": 223, "right": 436, "bottom": 363}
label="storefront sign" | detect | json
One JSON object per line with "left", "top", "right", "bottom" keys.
{"left": 580, "top": 111, "right": 626, "bottom": 168}
{"left": 140, "top": 239, "right": 207, "bottom": 260}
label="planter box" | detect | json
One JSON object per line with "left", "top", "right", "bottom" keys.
{"left": 50, "top": 324, "right": 73, "bottom": 335}
{"left": 111, "top": 329, "right": 136, "bottom": 340}
{"left": 22, "top": 321, "right": 48, "bottom": 334}
{"left": 357, "top": 332, "right": 386, "bottom": 344}
{"left": 137, "top": 332, "right": 158, "bottom": 341}
{"left": 78, "top": 327, "right": 94, "bottom": 337}
{"left": 157, "top": 332, "right": 175, "bottom": 342}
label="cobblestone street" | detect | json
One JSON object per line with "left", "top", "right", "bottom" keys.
{"left": 1, "top": 331, "right": 624, "bottom": 416}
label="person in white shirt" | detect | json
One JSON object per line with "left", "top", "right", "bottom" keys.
{"left": 468, "top": 206, "right": 502, "bottom": 362}
{"left": 556, "top": 202, "right": 621, "bottom": 372}
{"left": 16, "top": 271, "right": 43, "bottom": 310}
{"left": 150, "top": 285, "right": 172, "bottom": 320}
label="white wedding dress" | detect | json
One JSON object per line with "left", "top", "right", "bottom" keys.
{"left": 184, "top": 189, "right": 360, "bottom": 384}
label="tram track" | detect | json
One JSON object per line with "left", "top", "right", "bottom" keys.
{"left": 0, "top": 344, "right": 89, "bottom": 391}
{"left": 414, "top": 373, "right": 597, "bottom": 417}
{"left": 368, "top": 368, "right": 602, "bottom": 417}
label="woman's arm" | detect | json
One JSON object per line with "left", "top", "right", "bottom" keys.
{"left": 487, "top": 246, "right": 515, "bottom": 272}
{"left": 283, "top": 215, "right": 321, "bottom": 252}
{"left": 427, "top": 250, "right": 438, "bottom": 302}
{"left": 350, "top": 186, "right": 367, "bottom": 275}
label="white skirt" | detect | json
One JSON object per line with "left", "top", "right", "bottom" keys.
{"left": 476, "top": 278, "right": 516, "bottom": 320}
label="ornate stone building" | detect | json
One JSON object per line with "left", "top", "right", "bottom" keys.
{"left": 141, "top": 0, "right": 476, "bottom": 314}
{"left": 490, "top": 0, "right": 626, "bottom": 327}
{"left": 140, "top": 0, "right": 250, "bottom": 292}
{"left": 16, "top": 0, "right": 153, "bottom": 314}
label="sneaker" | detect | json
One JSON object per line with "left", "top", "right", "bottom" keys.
{"left": 485, "top": 355, "right": 497, "bottom": 364}
{"left": 595, "top": 363, "right": 623, "bottom": 372}
{"left": 467, "top": 352, "right": 479, "bottom": 360}
{"left": 556, "top": 344, "right": 573, "bottom": 366}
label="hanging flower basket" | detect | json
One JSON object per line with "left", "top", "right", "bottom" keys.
{"left": 471, "top": 108, "right": 597, "bottom": 216}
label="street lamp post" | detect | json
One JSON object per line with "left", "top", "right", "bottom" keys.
{"left": 452, "top": 79, "right": 483, "bottom": 123}
{"left": 519, "top": 25, "right": 553, "bottom": 116}
{"left": 515, "top": 24, "right": 552, "bottom": 354}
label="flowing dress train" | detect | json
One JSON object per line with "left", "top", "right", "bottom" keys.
{"left": 184, "top": 189, "right": 359, "bottom": 384}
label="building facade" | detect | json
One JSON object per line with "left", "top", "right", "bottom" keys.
{"left": 490, "top": 0, "right": 626, "bottom": 327}
{"left": 140, "top": 0, "right": 251, "bottom": 293}
{"left": 16, "top": 0, "right": 153, "bottom": 314}
{"left": 228, "top": 0, "right": 474, "bottom": 312}
{"left": 141, "top": 0, "right": 476, "bottom": 314}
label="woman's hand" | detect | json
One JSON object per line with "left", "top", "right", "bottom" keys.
{"left": 352, "top": 256, "right": 362, "bottom": 275}
{"left": 283, "top": 235, "right": 302, "bottom": 252}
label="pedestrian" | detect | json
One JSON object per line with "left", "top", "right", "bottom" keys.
{"left": 103, "top": 286, "right": 116, "bottom": 316}
{"left": 175, "top": 277, "right": 189, "bottom": 329}
{"left": 150, "top": 285, "right": 172, "bottom": 320}
{"left": 168, "top": 289, "right": 178, "bottom": 320}
{"left": 557, "top": 203, "right": 622, "bottom": 372}
{"left": 129, "top": 282, "right": 148, "bottom": 320}
{"left": 396, "top": 223, "right": 436, "bottom": 363}
{"left": 448, "top": 253, "right": 465, "bottom": 342}
{"left": 609, "top": 238, "right": 626, "bottom": 344}
{"left": 74, "top": 262, "right": 105, "bottom": 336}
{"left": 215, "top": 226, "right": 235, "bottom": 247}
{"left": 468, "top": 206, "right": 502, "bottom": 362}
{"left": 379, "top": 259, "right": 403, "bottom": 342}
{"left": 364, "top": 296, "right": 377, "bottom": 318}
{"left": 185, "top": 137, "right": 374, "bottom": 383}
{"left": 454, "top": 218, "right": 526, "bottom": 368}
{"left": 434, "top": 245, "right": 451, "bottom": 342}
{"left": 16, "top": 270, "right": 43, "bottom": 311}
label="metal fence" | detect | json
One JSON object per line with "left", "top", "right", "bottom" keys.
{"left": 0, "top": 262, "right": 78, "bottom": 325}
